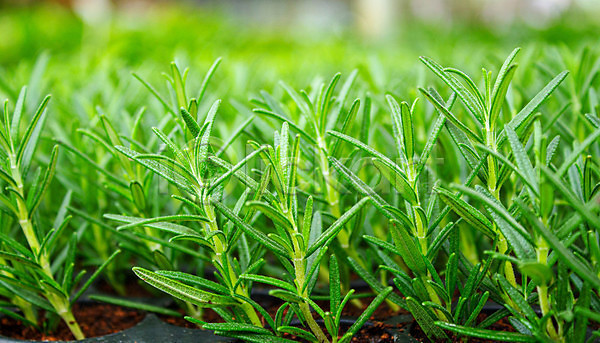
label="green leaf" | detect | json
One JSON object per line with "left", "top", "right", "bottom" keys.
{"left": 28, "top": 145, "right": 58, "bottom": 215}
{"left": 390, "top": 219, "right": 427, "bottom": 276}
{"left": 372, "top": 158, "right": 417, "bottom": 204}
{"left": 505, "top": 71, "right": 568, "bottom": 135}
{"left": 327, "top": 130, "right": 397, "bottom": 169}
{"left": 387, "top": 95, "right": 414, "bottom": 161}
{"left": 253, "top": 108, "right": 317, "bottom": 145}
{"left": 129, "top": 180, "right": 146, "bottom": 212}
{"left": 339, "top": 287, "right": 393, "bottom": 343}
{"left": 330, "top": 98, "right": 360, "bottom": 157}
{"left": 156, "top": 270, "right": 230, "bottom": 295}
{"left": 105, "top": 214, "right": 204, "bottom": 236}
{"left": 434, "top": 186, "right": 495, "bottom": 238}
{"left": 463, "top": 291, "right": 489, "bottom": 328}
{"left": 240, "top": 274, "right": 296, "bottom": 293}
{"left": 540, "top": 166, "right": 600, "bottom": 230}
{"left": 212, "top": 199, "right": 289, "bottom": 257}
{"left": 406, "top": 297, "right": 447, "bottom": 340}
{"left": 419, "top": 87, "right": 483, "bottom": 143}
{"left": 209, "top": 146, "right": 266, "bottom": 193}
{"left": 17, "top": 95, "right": 50, "bottom": 168}
{"left": 496, "top": 274, "right": 538, "bottom": 323}
{"left": 269, "top": 289, "right": 304, "bottom": 303}
{"left": 72, "top": 250, "right": 121, "bottom": 302}
{"left": 196, "top": 99, "right": 221, "bottom": 176}
{"left": 132, "top": 72, "right": 173, "bottom": 115}
{"left": 474, "top": 143, "right": 539, "bottom": 196}
{"left": 443, "top": 68, "right": 485, "bottom": 108}
{"left": 0, "top": 251, "right": 40, "bottom": 269}
{"left": 10, "top": 86, "right": 26, "bottom": 138}
{"left": 277, "top": 326, "right": 317, "bottom": 342}
{"left": 436, "top": 322, "right": 536, "bottom": 342}
{"left": 217, "top": 116, "right": 255, "bottom": 158}
{"left": 170, "top": 62, "right": 187, "bottom": 109}
{"left": 133, "top": 267, "right": 238, "bottom": 307}
{"left": 556, "top": 126, "right": 600, "bottom": 177}
{"left": 455, "top": 184, "right": 535, "bottom": 259}
{"left": 518, "top": 262, "right": 553, "bottom": 285}
{"left": 490, "top": 48, "right": 520, "bottom": 123}
{"left": 328, "top": 156, "right": 413, "bottom": 229}
{"left": 420, "top": 56, "right": 485, "bottom": 124}
{"left": 329, "top": 254, "right": 341, "bottom": 316}
{"left": 306, "top": 197, "right": 369, "bottom": 257}
{"left": 318, "top": 72, "right": 340, "bottom": 135}
{"left": 346, "top": 257, "right": 405, "bottom": 307}
{"left": 151, "top": 126, "right": 186, "bottom": 163}
{"left": 246, "top": 201, "right": 294, "bottom": 231}
{"left": 515, "top": 198, "right": 600, "bottom": 290}
{"left": 203, "top": 322, "right": 272, "bottom": 335}
{"left": 197, "top": 57, "right": 222, "bottom": 103}
{"left": 58, "top": 140, "right": 127, "bottom": 187}
{"left": 505, "top": 125, "right": 538, "bottom": 194}
{"left": 416, "top": 92, "right": 456, "bottom": 178}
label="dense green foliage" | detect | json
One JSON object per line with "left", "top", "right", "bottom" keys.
{"left": 1, "top": 4, "right": 600, "bottom": 342}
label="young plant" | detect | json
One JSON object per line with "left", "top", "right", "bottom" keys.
{"left": 436, "top": 118, "right": 600, "bottom": 342}
{"left": 209, "top": 121, "right": 390, "bottom": 342}
{"left": 61, "top": 60, "right": 227, "bottom": 301}
{"left": 327, "top": 93, "right": 500, "bottom": 341}
{"left": 104, "top": 87, "right": 268, "bottom": 323}
{"left": 418, "top": 48, "right": 568, "bottom": 306}
{"left": 0, "top": 88, "right": 118, "bottom": 340}
{"left": 252, "top": 72, "right": 366, "bottom": 264}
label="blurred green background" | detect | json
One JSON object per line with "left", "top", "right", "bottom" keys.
{"left": 0, "top": 0, "right": 599, "bottom": 143}
{"left": 1, "top": 0, "right": 599, "bottom": 85}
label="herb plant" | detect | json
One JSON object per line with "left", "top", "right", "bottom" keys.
{"left": 2, "top": 9, "right": 600, "bottom": 341}
{"left": 0, "top": 88, "right": 118, "bottom": 340}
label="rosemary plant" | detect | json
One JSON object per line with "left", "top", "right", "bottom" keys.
{"left": 252, "top": 72, "right": 366, "bottom": 264}
{"left": 0, "top": 88, "right": 118, "bottom": 340}
{"left": 326, "top": 93, "right": 495, "bottom": 341}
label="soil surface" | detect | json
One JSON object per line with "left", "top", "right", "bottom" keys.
{"left": 96, "top": 275, "right": 156, "bottom": 298}
{"left": 0, "top": 302, "right": 144, "bottom": 341}
{"left": 159, "top": 292, "right": 409, "bottom": 341}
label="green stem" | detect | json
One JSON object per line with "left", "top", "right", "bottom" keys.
{"left": 287, "top": 209, "right": 329, "bottom": 343}
{"left": 319, "top": 147, "right": 364, "bottom": 309}
{"left": 294, "top": 251, "right": 328, "bottom": 343}
{"left": 48, "top": 295, "right": 84, "bottom": 340}
{"left": 9, "top": 153, "right": 85, "bottom": 340}
{"left": 203, "top": 201, "right": 262, "bottom": 327}
{"left": 536, "top": 238, "right": 558, "bottom": 340}
{"left": 484, "top": 123, "right": 518, "bottom": 289}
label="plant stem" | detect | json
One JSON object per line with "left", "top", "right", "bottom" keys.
{"left": 318, "top": 145, "right": 363, "bottom": 308}
{"left": 9, "top": 153, "right": 85, "bottom": 340}
{"left": 203, "top": 200, "right": 262, "bottom": 327}
{"left": 484, "top": 123, "right": 518, "bottom": 288}
{"left": 294, "top": 248, "right": 329, "bottom": 343}
{"left": 287, "top": 209, "right": 329, "bottom": 343}
{"left": 536, "top": 237, "right": 558, "bottom": 339}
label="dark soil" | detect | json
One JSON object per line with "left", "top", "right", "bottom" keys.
{"left": 158, "top": 291, "right": 409, "bottom": 342}
{"left": 96, "top": 275, "right": 155, "bottom": 298}
{"left": 0, "top": 303, "right": 144, "bottom": 341}
{"left": 280, "top": 321, "right": 396, "bottom": 343}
